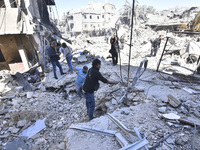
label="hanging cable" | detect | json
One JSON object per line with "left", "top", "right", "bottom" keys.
{"left": 127, "top": 0, "right": 135, "bottom": 86}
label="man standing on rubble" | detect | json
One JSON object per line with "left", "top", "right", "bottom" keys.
{"left": 73, "top": 66, "right": 88, "bottom": 100}
{"left": 109, "top": 36, "right": 119, "bottom": 65}
{"left": 48, "top": 41, "right": 65, "bottom": 79}
{"left": 82, "top": 59, "right": 119, "bottom": 120}
{"left": 60, "top": 42, "right": 73, "bottom": 73}
{"left": 150, "top": 35, "right": 162, "bottom": 56}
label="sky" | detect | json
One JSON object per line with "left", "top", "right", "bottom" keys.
{"left": 53, "top": 0, "right": 200, "bottom": 19}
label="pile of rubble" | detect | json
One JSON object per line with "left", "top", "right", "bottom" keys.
{"left": 0, "top": 6, "right": 200, "bottom": 150}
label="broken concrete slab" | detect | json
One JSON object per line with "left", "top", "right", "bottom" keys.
{"left": 26, "top": 92, "right": 34, "bottom": 99}
{"left": 168, "top": 94, "right": 181, "bottom": 108}
{"left": 77, "top": 55, "right": 87, "bottom": 63}
{"left": 162, "top": 113, "right": 181, "bottom": 120}
{"left": 15, "top": 72, "right": 33, "bottom": 92}
{"left": 4, "top": 137, "right": 29, "bottom": 150}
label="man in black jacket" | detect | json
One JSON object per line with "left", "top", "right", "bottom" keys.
{"left": 48, "top": 41, "right": 65, "bottom": 79}
{"left": 83, "top": 59, "right": 119, "bottom": 120}
{"left": 150, "top": 35, "right": 162, "bottom": 56}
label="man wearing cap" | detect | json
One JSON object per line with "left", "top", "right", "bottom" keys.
{"left": 73, "top": 66, "right": 88, "bottom": 100}
{"left": 82, "top": 59, "right": 119, "bottom": 120}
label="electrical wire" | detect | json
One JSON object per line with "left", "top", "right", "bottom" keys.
{"left": 149, "top": 126, "right": 200, "bottom": 150}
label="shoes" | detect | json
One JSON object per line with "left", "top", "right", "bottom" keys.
{"left": 61, "top": 72, "right": 66, "bottom": 75}
{"left": 55, "top": 77, "right": 58, "bottom": 79}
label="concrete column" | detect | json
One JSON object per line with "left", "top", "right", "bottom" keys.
{"left": 18, "top": 49, "right": 30, "bottom": 71}
{"left": 15, "top": 36, "right": 30, "bottom": 71}
{"left": 4, "top": 0, "right": 11, "bottom": 8}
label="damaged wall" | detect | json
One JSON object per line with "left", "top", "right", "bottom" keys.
{"left": 0, "top": 34, "right": 38, "bottom": 71}
{"left": 0, "top": 8, "right": 34, "bottom": 35}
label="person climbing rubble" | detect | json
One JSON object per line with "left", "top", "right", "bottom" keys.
{"left": 150, "top": 35, "right": 162, "bottom": 56}
{"left": 82, "top": 59, "right": 119, "bottom": 120}
{"left": 73, "top": 66, "right": 88, "bottom": 100}
{"left": 59, "top": 42, "right": 73, "bottom": 73}
{"left": 48, "top": 41, "right": 65, "bottom": 79}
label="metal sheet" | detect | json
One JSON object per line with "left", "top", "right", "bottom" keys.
{"left": 19, "top": 118, "right": 46, "bottom": 139}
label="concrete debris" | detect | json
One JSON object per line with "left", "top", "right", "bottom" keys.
{"left": 162, "top": 113, "right": 181, "bottom": 120}
{"left": 0, "top": 1, "right": 200, "bottom": 149}
{"left": 167, "top": 94, "right": 181, "bottom": 108}
{"left": 77, "top": 55, "right": 87, "bottom": 63}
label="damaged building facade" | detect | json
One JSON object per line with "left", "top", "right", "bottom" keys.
{"left": 65, "top": 1, "right": 116, "bottom": 35}
{"left": 0, "top": 0, "right": 61, "bottom": 72}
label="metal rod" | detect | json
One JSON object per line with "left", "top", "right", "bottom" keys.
{"left": 156, "top": 37, "right": 170, "bottom": 72}
{"left": 127, "top": 0, "right": 135, "bottom": 86}
{"left": 115, "top": 28, "right": 123, "bottom": 83}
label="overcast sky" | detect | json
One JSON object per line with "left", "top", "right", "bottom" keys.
{"left": 53, "top": 0, "right": 200, "bottom": 19}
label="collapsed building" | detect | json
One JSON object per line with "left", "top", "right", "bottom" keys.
{"left": 0, "top": 0, "right": 61, "bottom": 72}
{"left": 0, "top": 1, "right": 200, "bottom": 150}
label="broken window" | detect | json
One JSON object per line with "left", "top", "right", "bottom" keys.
{"left": 0, "top": 49, "right": 6, "bottom": 62}
{"left": 90, "top": 15, "right": 92, "bottom": 19}
{"left": 97, "top": 16, "right": 99, "bottom": 19}
{"left": 84, "top": 15, "right": 87, "bottom": 19}
{"left": 102, "top": 15, "right": 104, "bottom": 18}
{"left": 85, "top": 24, "right": 87, "bottom": 28}
{"left": 0, "top": 1, "right": 5, "bottom": 7}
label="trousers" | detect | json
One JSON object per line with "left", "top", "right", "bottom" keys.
{"left": 51, "top": 61, "right": 64, "bottom": 78}
{"left": 83, "top": 92, "right": 95, "bottom": 120}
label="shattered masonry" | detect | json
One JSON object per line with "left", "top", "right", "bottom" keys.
{"left": 0, "top": 1, "right": 200, "bottom": 150}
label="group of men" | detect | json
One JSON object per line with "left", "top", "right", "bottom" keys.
{"left": 47, "top": 35, "right": 162, "bottom": 120}
{"left": 48, "top": 41, "right": 119, "bottom": 120}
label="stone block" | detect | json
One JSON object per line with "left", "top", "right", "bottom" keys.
{"left": 168, "top": 94, "right": 181, "bottom": 108}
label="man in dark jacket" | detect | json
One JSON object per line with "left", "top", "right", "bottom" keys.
{"left": 82, "top": 59, "right": 119, "bottom": 120}
{"left": 151, "top": 35, "right": 162, "bottom": 56}
{"left": 109, "top": 36, "right": 118, "bottom": 65}
{"left": 48, "top": 41, "right": 65, "bottom": 79}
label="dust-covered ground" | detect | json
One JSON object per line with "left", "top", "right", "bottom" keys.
{"left": 0, "top": 30, "right": 200, "bottom": 150}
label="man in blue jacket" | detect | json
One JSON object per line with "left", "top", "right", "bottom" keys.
{"left": 48, "top": 41, "right": 65, "bottom": 79}
{"left": 74, "top": 66, "right": 88, "bottom": 100}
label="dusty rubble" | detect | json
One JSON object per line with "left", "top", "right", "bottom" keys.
{"left": 1, "top": 6, "right": 200, "bottom": 150}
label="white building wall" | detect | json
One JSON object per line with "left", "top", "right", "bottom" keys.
{"left": 67, "top": 2, "right": 116, "bottom": 32}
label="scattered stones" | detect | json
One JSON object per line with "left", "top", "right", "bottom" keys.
{"left": 158, "top": 107, "right": 167, "bottom": 113}
{"left": 27, "top": 92, "right": 34, "bottom": 99}
{"left": 17, "top": 120, "right": 27, "bottom": 128}
{"left": 193, "top": 110, "right": 200, "bottom": 118}
{"left": 111, "top": 99, "right": 118, "bottom": 105}
{"left": 9, "top": 127, "right": 20, "bottom": 134}
{"left": 166, "top": 137, "right": 175, "bottom": 144}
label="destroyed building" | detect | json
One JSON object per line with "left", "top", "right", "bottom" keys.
{"left": 0, "top": 1, "right": 200, "bottom": 150}
{"left": 64, "top": 1, "right": 116, "bottom": 35}
{"left": 0, "top": 0, "right": 61, "bottom": 72}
